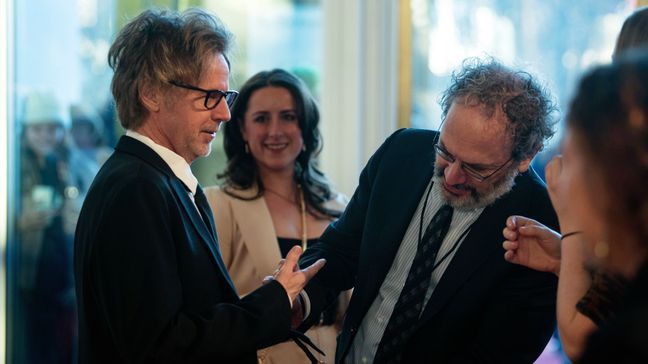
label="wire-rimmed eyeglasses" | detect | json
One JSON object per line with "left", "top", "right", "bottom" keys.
{"left": 168, "top": 80, "right": 239, "bottom": 109}
{"left": 434, "top": 143, "right": 513, "bottom": 182}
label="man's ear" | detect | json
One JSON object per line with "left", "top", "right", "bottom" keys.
{"left": 517, "top": 145, "right": 542, "bottom": 173}
{"left": 139, "top": 82, "right": 161, "bottom": 112}
{"left": 517, "top": 157, "right": 533, "bottom": 173}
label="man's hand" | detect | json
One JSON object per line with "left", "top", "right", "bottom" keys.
{"left": 502, "top": 215, "right": 562, "bottom": 276}
{"left": 273, "top": 246, "right": 326, "bottom": 303}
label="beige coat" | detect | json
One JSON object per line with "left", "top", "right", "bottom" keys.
{"left": 205, "top": 185, "right": 348, "bottom": 364}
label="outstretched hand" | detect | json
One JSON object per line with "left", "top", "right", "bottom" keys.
{"left": 273, "top": 245, "right": 326, "bottom": 303}
{"left": 502, "top": 215, "right": 562, "bottom": 276}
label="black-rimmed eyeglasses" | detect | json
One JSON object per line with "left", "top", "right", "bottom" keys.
{"left": 434, "top": 143, "right": 513, "bottom": 182}
{"left": 168, "top": 80, "right": 239, "bottom": 110}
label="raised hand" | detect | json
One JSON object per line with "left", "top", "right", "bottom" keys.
{"left": 273, "top": 245, "right": 326, "bottom": 303}
{"left": 545, "top": 155, "right": 579, "bottom": 233}
{"left": 502, "top": 215, "right": 561, "bottom": 275}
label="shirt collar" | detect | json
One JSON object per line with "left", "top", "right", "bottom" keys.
{"left": 126, "top": 130, "right": 198, "bottom": 194}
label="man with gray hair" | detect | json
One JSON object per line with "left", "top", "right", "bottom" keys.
{"left": 299, "top": 58, "right": 560, "bottom": 363}
{"left": 74, "top": 9, "right": 324, "bottom": 363}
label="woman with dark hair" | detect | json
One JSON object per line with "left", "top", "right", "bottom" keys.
{"left": 205, "top": 69, "right": 348, "bottom": 363}
{"left": 18, "top": 91, "right": 78, "bottom": 363}
{"left": 503, "top": 10, "right": 648, "bottom": 361}
{"left": 557, "top": 51, "right": 648, "bottom": 362}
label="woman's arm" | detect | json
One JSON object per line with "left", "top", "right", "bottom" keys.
{"left": 546, "top": 156, "right": 597, "bottom": 360}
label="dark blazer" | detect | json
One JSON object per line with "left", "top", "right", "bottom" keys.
{"left": 74, "top": 136, "right": 291, "bottom": 363}
{"left": 300, "top": 128, "right": 559, "bottom": 363}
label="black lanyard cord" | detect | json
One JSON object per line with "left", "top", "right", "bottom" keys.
{"left": 418, "top": 181, "right": 474, "bottom": 273}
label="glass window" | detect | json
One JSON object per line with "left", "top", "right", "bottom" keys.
{"left": 10, "top": 1, "right": 118, "bottom": 361}
{"left": 7, "top": 1, "right": 322, "bottom": 362}
{"left": 409, "top": 0, "right": 630, "bottom": 140}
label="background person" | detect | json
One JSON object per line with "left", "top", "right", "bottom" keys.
{"left": 556, "top": 51, "right": 648, "bottom": 362}
{"left": 68, "top": 104, "right": 112, "bottom": 193}
{"left": 18, "top": 91, "right": 78, "bottom": 363}
{"left": 502, "top": 6, "right": 648, "bottom": 360}
{"left": 206, "top": 68, "right": 349, "bottom": 363}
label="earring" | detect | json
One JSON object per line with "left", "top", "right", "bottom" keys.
{"left": 244, "top": 142, "right": 250, "bottom": 154}
{"left": 594, "top": 240, "right": 609, "bottom": 258}
{"left": 302, "top": 144, "right": 306, "bottom": 152}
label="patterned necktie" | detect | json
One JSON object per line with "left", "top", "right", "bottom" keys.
{"left": 374, "top": 204, "right": 454, "bottom": 364}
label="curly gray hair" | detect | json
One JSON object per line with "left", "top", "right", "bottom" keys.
{"left": 440, "top": 57, "right": 557, "bottom": 161}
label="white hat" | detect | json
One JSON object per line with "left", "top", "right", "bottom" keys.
{"left": 22, "top": 91, "right": 69, "bottom": 127}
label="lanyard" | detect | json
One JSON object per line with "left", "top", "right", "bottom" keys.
{"left": 418, "top": 181, "right": 474, "bottom": 273}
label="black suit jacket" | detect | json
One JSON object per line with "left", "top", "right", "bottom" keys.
{"left": 300, "top": 129, "right": 559, "bottom": 363}
{"left": 74, "top": 136, "right": 291, "bottom": 363}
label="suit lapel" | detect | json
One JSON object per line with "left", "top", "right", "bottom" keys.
{"left": 116, "top": 136, "right": 237, "bottom": 293}
{"left": 171, "top": 180, "right": 237, "bottom": 293}
{"left": 195, "top": 186, "right": 217, "bottom": 240}
{"left": 356, "top": 146, "right": 437, "bottom": 316}
{"left": 419, "top": 192, "right": 513, "bottom": 323}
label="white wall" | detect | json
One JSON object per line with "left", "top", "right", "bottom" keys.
{"left": 320, "top": 0, "right": 400, "bottom": 197}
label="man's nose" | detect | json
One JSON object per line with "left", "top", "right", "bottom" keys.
{"left": 444, "top": 161, "right": 467, "bottom": 186}
{"left": 211, "top": 100, "right": 231, "bottom": 122}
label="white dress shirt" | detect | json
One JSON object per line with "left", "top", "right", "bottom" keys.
{"left": 349, "top": 179, "right": 484, "bottom": 364}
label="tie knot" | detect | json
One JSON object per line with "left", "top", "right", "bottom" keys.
{"left": 195, "top": 185, "right": 205, "bottom": 197}
{"left": 420, "top": 204, "right": 454, "bottom": 249}
{"left": 438, "top": 204, "right": 453, "bottom": 219}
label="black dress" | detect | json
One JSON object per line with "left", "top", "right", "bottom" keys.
{"left": 578, "top": 262, "right": 648, "bottom": 363}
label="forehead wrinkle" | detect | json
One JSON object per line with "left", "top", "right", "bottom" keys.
{"left": 441, "top": 104, "right": 512, "bottom": 166}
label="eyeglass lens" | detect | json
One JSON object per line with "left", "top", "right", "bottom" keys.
{"left": 206, "top": 91, "right": 237, "bottom": 109}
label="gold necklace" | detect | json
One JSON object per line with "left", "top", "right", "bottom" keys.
{"left": 265, "top": 185, "right": 308, "bottom": 250}
{"left": 264, "top": 187, "right": 297, "bottom": 205}
{"left": 298, "top": 185, "right": 308, "bottom": 250}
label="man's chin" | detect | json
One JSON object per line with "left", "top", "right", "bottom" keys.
{"left": 186, "top": 146, "right": 212, "bottom": 164}
{"left": 199, "top": 144, "right": 213, "bottom": 158}
{"left": 442, "top": 192, "right": 474, "bottom": 210}
{"left": 439, "top": 183, "right": 473, "bottom": 207}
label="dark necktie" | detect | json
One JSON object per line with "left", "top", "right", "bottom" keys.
{"left": 374, "top": 204, "right": 454, "bottom": 363}
{"left": 193, "top": 185, "right": 217, "bottom": 240}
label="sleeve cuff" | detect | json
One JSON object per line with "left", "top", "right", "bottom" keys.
{"left": 299, "top": 290, "right": 311, "bottom": 320}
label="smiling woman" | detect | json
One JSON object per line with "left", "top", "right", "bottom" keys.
{"left": 205, "top": 69, "right": 349, "bottom": 363}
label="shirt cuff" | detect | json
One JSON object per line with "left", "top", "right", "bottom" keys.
{"left": 299, "top": 290, "right": 311, "bottom": 320}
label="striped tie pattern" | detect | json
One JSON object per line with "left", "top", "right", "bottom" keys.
{"left": 373, "top": 204, "right": 454, "bottom": 363}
